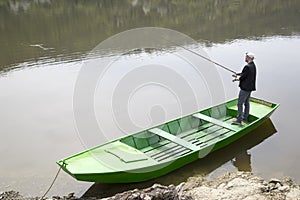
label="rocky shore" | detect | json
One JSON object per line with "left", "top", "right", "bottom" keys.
{"left": 1, "top": 172, "right": 300, "bottom": 200}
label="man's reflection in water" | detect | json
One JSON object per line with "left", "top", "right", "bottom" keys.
{"left": 231, "top": 150, "right": 252, "bottom": 172}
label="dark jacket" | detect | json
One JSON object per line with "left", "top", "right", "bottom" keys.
{"left": 239, "top": 61, "right": 256, "bottom": 91}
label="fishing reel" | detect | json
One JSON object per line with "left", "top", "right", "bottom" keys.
{"left": 232, "top": 74, "right": 240, "bottom": 82}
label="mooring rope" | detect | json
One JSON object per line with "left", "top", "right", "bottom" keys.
{"left": 39, "top": 166, "right": 62, "bottom": 200}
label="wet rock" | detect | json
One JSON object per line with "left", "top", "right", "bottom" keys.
{"left": 269, "top": 182, "right": 278, "bottom": 190}
{"left": 52, "top": 196, "right": 61, "bottom": 200}
{"left": 50, "top": 193, "right": 78, "bottom": 200}
{"left": 283, "top": 177, "right": 294, "bottom": 186}
{"left": 278, "top": 185, "right": 290, "bottom": 192}
{"left": 275, "top": 182, "right": 282, "bottom": 188}
{"left": 0, "top": 191, "right": 23, "bottom": 200}
{"left": 225, "top": 181, "right": 234, "bottom": 189}
{"left": 269, "top": 178, "right": 283, "bottom": 186}
{"left": 66, "top": 192, "right": 77, "bottom": 200}
{"left": 67, "top": 192, "right": 75, "bottom": 198}
{"left": 260, "top": 177, "right": 294, "bottom": 194}
{"left": 217, "top": 183, "right": 226, "bottom": 189}
{"left": 103, "top": 183, "right": 193, "bottom": 200}
{"left": 176, "top": 182, "right": 185, "bottom": 197}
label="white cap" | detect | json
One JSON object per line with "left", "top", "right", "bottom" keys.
{"left": 246, "top": 52, "right": 255, "bottom": 59}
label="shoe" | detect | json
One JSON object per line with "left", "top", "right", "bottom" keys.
{"left": 242, "top": 119, "right": 249, "bottom": 123}
{"left": 231, "top": 120, "right": 241, "bottom": 125}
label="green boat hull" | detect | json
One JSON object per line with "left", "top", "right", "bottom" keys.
{"left": 57, "top": 97, "right": 279, "bottom": 183}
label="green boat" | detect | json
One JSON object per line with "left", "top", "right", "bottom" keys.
{"left": 57, "top": 97, "right": 279, "bottom": 183}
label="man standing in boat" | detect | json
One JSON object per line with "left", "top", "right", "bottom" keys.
{"left": 232, "top": 52, "right": 256, "bottom": 125}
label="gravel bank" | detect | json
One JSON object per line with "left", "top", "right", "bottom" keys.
{"left": 1, "top": 172, "right": 300, "bottom": 200}
{"left": 184, "top": 172, "right": 300, "bottom": 200}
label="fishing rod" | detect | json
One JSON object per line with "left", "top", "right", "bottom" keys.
{"left": 164, "top": 39, "right": 237, "bottom": 75}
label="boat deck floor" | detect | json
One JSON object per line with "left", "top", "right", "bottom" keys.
{"left": 140, "top": 115, "right": 236, "bottom": 162}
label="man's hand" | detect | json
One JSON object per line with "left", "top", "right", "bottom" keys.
{"left": 232, "top": 76, "right": 240, "bottom": 82}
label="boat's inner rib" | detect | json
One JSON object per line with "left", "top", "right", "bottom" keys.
{"left": 138, "top": 114, "right": 237, "bottom": 162}
{"left": 192, "top": 113, "right": 239, "bottom": 131}
{"left": 149, "top": 128, "right": 199, "bottom": 151}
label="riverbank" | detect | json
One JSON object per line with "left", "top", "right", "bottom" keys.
{"left": 2, "top": 172, "right": 300, "bottom": 200}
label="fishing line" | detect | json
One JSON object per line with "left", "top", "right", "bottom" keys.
{"left": 164, "top": 38, "right": 237, "bottom": 75}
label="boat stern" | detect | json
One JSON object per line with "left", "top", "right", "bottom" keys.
{"left": 56, "top": 141, "right": 159, "bottom": 182}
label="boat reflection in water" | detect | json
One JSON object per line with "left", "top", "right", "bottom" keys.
{"left": 232, "top": 150, "right": 252, "bottom": 172}
{"left": 82, "top": 118, "right": 277, "bottom": 198}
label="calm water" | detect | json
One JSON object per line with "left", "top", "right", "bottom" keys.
{"left": 0, "top": 0, "right": 300, "bottom": 197}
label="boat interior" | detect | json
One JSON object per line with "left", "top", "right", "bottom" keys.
{"left": 120, "top": 102, "right": 259, "bottom": 162}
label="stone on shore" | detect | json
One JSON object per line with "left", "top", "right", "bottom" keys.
{"left": 101, "top": 183, "right": 193, "bottom": 200}
{"left": 183, "top": 172, "right": 300, "bottom": 200}
{"left": 1, "top": 172, "right": 300, "bottom": 200}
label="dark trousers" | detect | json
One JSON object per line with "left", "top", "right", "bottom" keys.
{"left": 237, "top": 90, "right": 251, "bottom": 122}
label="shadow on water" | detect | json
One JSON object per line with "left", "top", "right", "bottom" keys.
{"left": 82, "top": 118, "right": 277, "bottom": 198}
